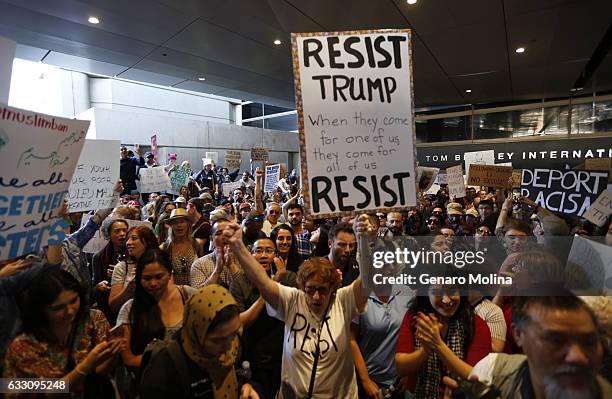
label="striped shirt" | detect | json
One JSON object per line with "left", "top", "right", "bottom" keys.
{"left": 474, "top": 298, "right": 507, "bottom": 342}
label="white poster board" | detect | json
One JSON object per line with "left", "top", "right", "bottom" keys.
{"left": 464, "top": 150, "right": 495, "bottom": 178}
{"left": 138, "top": 166, "right": 171, "bottom": 193}
{"left": 205, "top": 152, "right": 218, "bottom": 164}
{"left": 222, "top": 181, "right": 242, "bottom": 196}
{"left": 0, "top": 104, "right": 89, "bottom": 260}
{"left": 583, "top": 191, "right": 612, "bottom": 227}
{"left": 67, "top": 139, "right": 120, "bottom": 212}
{"left": 447, "top": 164, "right": 465, "bottom": 198}
{"left": 82, "top": 217, "right": 153, "bottom": 254}
{"left": 293, "top": 30, "right": 417, "bottom": 216}
{"left": 0, "top": 36, "right": 16, "bottom": 104}
{"left": 264, "top": 164, "right": 281, "bottom": 193}
{"left": 436, "top": 173, "right": 448, "bottom": 185}
{"left": 567, "top": 235, "right": 612, "bottom": 295}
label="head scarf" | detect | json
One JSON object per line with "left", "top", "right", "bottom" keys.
{"left": 181, "top": 285, "right": 242, "bottom": 399}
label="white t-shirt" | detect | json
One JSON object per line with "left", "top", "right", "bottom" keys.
{"left": 267, "top": 283, "right": 361, "bottom": 399}
{"left": 110, "top": 260, "right": 136, "bottom": 287}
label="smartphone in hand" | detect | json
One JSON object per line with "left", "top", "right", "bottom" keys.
{"left": 108, "top": 324, "right": 125, "bottom": 341}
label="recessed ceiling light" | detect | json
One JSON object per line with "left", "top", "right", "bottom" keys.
{"left": 197, "top": 77, "right": 206, "bottom": 81}
{"left": 407, "top": 0, "right": 417, "bottom": 4}
{"left": 274, "top": 39, "right": 282, "bottom": 45}
{"left": 88, "top": 16, "right": 100, "bottom": 24}
{"left": 465, "top": 89, "right": 472, "bottom": 93}
{"left": 515, "top": 47, "right": 525, "bottom": 53}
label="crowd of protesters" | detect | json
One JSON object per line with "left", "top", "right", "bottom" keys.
{"left": 0, "top": 146, "right": 611, "bottom": 399}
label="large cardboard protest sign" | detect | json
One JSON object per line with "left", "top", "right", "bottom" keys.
{"left": 0, "top": 104, "right": 89, "bottom": 260}
{"left": 138, "top": 166, "right": 171, "bottom": 193}
{"left": 464, "top": 150, "right": 495, "bottom": 178}
{"left": 170, "top": 167, "right": 191, "bottom": 193}
{"left": 512, "top": 170, "right": 522, "bottom": 188}
{"left": 251, "top": 148, "right": 269, "bottom": 162}
{"left": 222, "top": 181, "right": 241, "bottom": 196}
{"left": 82, "top": 217, "right": 152, "bottom": 254}
{"left": 206, "top": 152, "right": 218, "bottom": 164}
{"left": 67, "top": 139, "right": 120, "bottom": 212}
{"left": 446, "top": 165, "right": 465, "bottom": 198}
{"left": 225, "top": 150, "right": 242, "bottom": 169}
{"left": 264, "top": 164, "right": 282, "bottom": 193}
{"left": 583, "top": 191, "right": 612, "bottom": 227}
{"left": 521, "top": 169, "right": 608, "bottom": 217}
{"left": 468, "top": 164, "right": 513, "bottom": 188}
{"left": 292, "top": 30, "right": 417, "bottom": 216}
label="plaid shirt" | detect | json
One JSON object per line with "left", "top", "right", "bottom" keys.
{"left": 189, "top": 252, "right": 243, "bottom": 289}
{"left": 294, "top": 230, "right": 312, "bottom": 258}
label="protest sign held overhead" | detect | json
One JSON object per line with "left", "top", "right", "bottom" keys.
{"left": 225, "top": 150, "right": 242, "bottom": 169}
{"left": 170, "top": 167, "right": 191, "bottom": 193}
{"left": 582, "top": 191, "right": 612, "bottom": 227}
{"left": 292, "top": 29, "right": 417, "bottom": 216}
{"left": 222, "top": 181, "right": 242, "bottom": 196}
{"left": 446, "top": 165, "right": 465, "bottom": 198}
{"left": 265, "top": 164, "right": 282, "bottom": 193}
{"left": 417, "top": 167, "right": 439, "bottom": 192}
{"left": 512, "top": 170, "right": 522, "bottom": 188}
{"left": 468, "top": 164, "right": 513, "bottom": 188}
{"left": 521, "top": 169, "right": 608, "bottom": 216}
{"left": 139, "top": 166, "right": 171, "bottom": 193}
{"left": 250, "top": 148, "right": 269, "bottom": 162}
{"left": 67, "top": 139, "right": 120, "bottom": 212}
{"left": 206, "top": 152, "right": 218, "bottom": 164}
{"left": 0, "top": 104, "right": 89, "bottom": 260}
{"left": 464, "top": 150, "right": 495, "bottom": 178}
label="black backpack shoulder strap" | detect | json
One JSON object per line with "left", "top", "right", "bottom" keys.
{"left": 167, "top": 339, "right": 192, "bottom": 398}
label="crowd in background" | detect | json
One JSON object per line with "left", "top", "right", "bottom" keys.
{"left": 1, "top": 146, "right": 611, "bottom": 399}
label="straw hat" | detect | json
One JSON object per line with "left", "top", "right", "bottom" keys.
{"left": 167, "top": 208, "right": 191, "bottom": 222}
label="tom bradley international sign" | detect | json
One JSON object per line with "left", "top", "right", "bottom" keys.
{"left": 417, "top": 136, "right": 612, "bottom": 170}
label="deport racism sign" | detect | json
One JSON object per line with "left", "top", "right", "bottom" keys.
{"left": 292, "top": 30, "right": 417, "bottom": 217}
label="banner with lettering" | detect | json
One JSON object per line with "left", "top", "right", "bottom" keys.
{"left": 292, "top": 29, "right": 417, "bottom": 217}
{"left": 138, "top": 166, "right": 171, "bottom": 193}
{"left": 0, "top": 104, "right": 89, "bottom": 260}
{"left": 67, "top": 139, "right": 120, "bottom": 212}
{"left": 520, "top": 169, "right": 608, "bottom": 216}
{"left": 467, "top": 164, "right": 513, "bottom": 188}
{"left": 250, "top": 148, "right": 269, "bottom": 162}
{"left": 225, "top": 150, "right": 242, "bottom": 169}
{"left": 170, "top": 167, "right": 191, "bottom": 194}
{"left": 264, "top": 164, "right": 282, "bottom": 193}
{"left": 446, "top": 165, "right": 465, "bottom": 198}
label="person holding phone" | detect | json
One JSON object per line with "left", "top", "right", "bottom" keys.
{"left": 3, "top": 269, "right": 125, "bottom": 397}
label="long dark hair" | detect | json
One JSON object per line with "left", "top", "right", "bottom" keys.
{"left": 126, "top": 226, "right": 158, "bottom": 262}
{"left": 270, "top": 224, "right": 303, "bottom": 272}
{"left": 129, "top": 249, "right": 172, "bottom": 354}
{"left": 409, "top": 285, "right": 475, "bottom": 354}
{"left": 20, "top": 269, "right": 87, "bottom": 343}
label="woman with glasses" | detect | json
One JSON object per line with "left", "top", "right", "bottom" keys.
{"left": 426, "top": 215, "right": 442, "bottom": 233}
{"left": 160, "top": 208, "right": 205, "bottom": 285}
{"left": 220, "top": 217, "right": 370, "bottom": 398}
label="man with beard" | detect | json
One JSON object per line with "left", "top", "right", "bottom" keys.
{"left": 378, "top": 212, "right": 405, "bottom": 238}
{"left": 285, "top": 203, "right": 311, "bottom": 258}
{"left": 448, "top": 291, "right": 612, "bottom": 399}
{"left": 328, "top": 222, "right": 359, "bottom": 287}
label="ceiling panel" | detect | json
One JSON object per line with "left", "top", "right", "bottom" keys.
{"left": 43, "top": 51, "right": 127, "bottom": 76}
{"left": 14, "top": 43, "right": 48, "bottom": 62}
{"left": 117, "top": 68, "right": 185, "bottom": 86}
{"left": 451, "top": 70, "right": 513, "bottom": 103}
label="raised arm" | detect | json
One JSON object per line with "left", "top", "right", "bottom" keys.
{"left": 281, "top": 189, "right": 300, "bottom": 221}
{"left": 223, "top": 223, "right": 280, "bottom": 309}
{"left": 351, "top": 214, "right": 376, "bottom": 312}
{"left": 254, "top": 167, "right": 264, "bottom": 213}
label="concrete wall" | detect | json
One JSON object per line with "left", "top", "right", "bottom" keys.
{"left": 89, "top": 78, "right": 236, "bottom": 124}
{"left": 81, "top": 107, "right": 300, "bottom": 173}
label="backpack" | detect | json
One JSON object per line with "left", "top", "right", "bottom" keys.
{"left": 140, "top": 338, "right": 192, "bottom": 397}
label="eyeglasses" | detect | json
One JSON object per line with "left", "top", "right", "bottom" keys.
{"left": 268, "top": 210, "right": 280, "bottom": 215}
{"left": 304, "top": 285, "right": 330, "bottom": 295}
{"left": 477, "top": 229, "right": 491, "bottom": 235}
{"left": 427, "top": 219, "right": 439, "bottom": 225}
{"left": 254, "top": 248, "right": 276, "bottom": 255}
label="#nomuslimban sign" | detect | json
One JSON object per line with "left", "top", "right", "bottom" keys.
{"left": 292, "top": 29, "right": 417, "bottom": 217}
